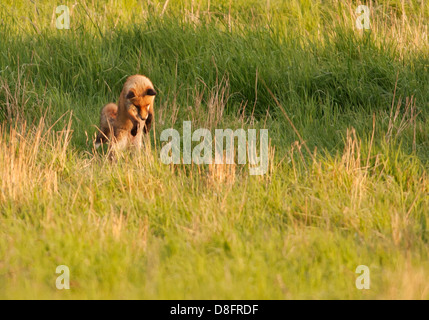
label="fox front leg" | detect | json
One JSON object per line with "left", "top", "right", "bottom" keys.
{"left": 143, "top": 109, "right": 153, "bottom": 134}
{"left": 131, "top": 119, "right": 140, "bottom": 136}
{"left": 128, "top": 106, "right": 142, "bottom": 136}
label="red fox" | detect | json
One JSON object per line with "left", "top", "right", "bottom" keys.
{"left": 95, "top": 75, "right": 156, "bottom": 151}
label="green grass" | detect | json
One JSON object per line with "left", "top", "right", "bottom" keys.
{"left": 0, "top": 0, "right": 428, "bottom": 299}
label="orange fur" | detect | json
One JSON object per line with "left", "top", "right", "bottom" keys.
{"left": 95, "top": 75, "right": 156, "bottom": 151}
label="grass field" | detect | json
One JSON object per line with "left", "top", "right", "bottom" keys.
{"left": 0, "top": 0, "right": 428, "bottom": 299}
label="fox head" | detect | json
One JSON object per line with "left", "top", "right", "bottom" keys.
{"left": 120, "top": 75, "right": 156, "bottom": 122}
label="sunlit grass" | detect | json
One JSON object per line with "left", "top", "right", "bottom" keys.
{"left": 0, "top": 0, "right": 428, "bottom": 299}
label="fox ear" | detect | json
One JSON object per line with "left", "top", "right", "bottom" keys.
{"left": 126, "top": 90, "right": 136, "bottom": 100}
{"left": 146, "top": 88, "right": 156, "bottom": 96}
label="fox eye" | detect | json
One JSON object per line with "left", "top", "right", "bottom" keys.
{"left": 126, "top": 90, "right": 136, "bottom": 99}
{"left": 146, "top": 88, "right": 156, "bottom": 96}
